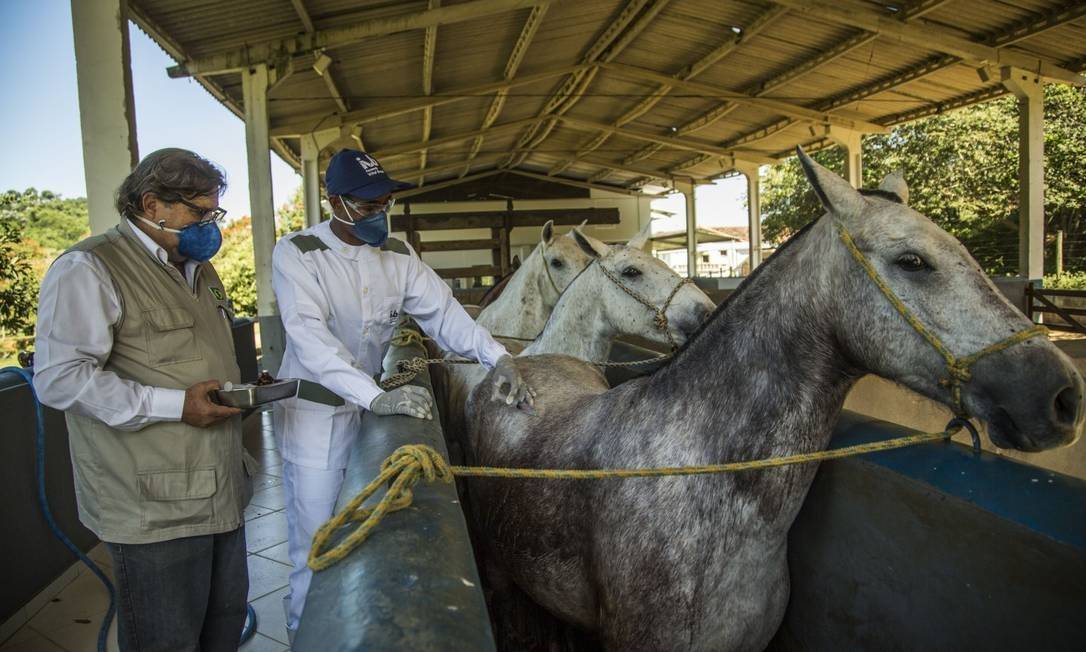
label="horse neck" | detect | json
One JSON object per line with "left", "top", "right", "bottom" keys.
{"left": 649, "top": 217, "right": 862, "bottom": 461}
{"left": 522, "top": 265, "right": 611, "bottom": 361}
{"left": 477, "top": 245, "right": 558, "bottom": 339}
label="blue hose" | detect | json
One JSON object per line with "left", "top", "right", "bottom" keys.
{"left": 2, "top": 366, "right": 116, "bottom": 652}
{"left": 4, "top": 366, "right": 259, "bottom": 649}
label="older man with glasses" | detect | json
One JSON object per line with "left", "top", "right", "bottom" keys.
{"left": 270, "top": 148, "right": 533, "bottom": 640}
{"left": 32, "top": 148, "right": 251, "bottom": 650}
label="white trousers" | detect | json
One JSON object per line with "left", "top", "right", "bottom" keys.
{"left": 280, "top": 460, "right": 346, "bottom": 633}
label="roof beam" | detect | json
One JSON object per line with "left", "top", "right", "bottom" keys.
{"left": 900, "top": 0, "right": 953, "bottom": 22}
{"left": 503, "top": 0, "right": 671, "bottom": 168}
{"left": 372, "top": 117, "right": 542, "bottom": 159}
{"left": 419, "top": 0, "right": 440, "bottom": 184}
{"left": 291, "top": 1, "right": 351, "bottom": 114}
{"left": 394, "top": 170, "right": 504, "bottom": 199}
{"left": 167, "top": 0, "right": 553, "bottom": 77}
{"left": 505, "top": 169, "right": 645, "bottom": 196}
{"left": 557, "top": 115, "right": 778, "bottom": 165}
{"left": 549, "top": 5, "right": 787, "bottom": 177}
{"left": 767, "top": 0, "right": 1085, "bottom": 84}
{"left": 269, "top": 63, "right": 585, "bottom": 137}
{"left": 462, "top": 2, "right": 550, "bottom": 177}
{"left": 392, "top": 154, "right": 506, "bottom": 181}
{"left": 670, "top": 0, "right": 1086, "bottom": 174}
{"left": 601, "top": 62, "right": 888, "bottom": 132}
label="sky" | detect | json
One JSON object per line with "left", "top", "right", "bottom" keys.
{"left": 0, "top": 0, "right": 300, "bottom": 219}
{"left": 0, "top": 0, "right": 749, "bottom": 228}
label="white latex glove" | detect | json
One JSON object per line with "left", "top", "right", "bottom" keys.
{"left": 369, "top": 385, "right": 433, "bottom": 420}
{"left": 491, "top": 355, "right": 536, "bottom": 408}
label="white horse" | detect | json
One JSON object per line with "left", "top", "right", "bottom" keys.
{"left": 466, "top": 150, "right": 1085, "bottom": 651}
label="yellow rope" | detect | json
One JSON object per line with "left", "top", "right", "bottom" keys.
{"left": 835, "top": 223, "right": 1046, "bottom": 413}
{"left": 389, "top": 329, "right": 430, "bottom": 348}
{"left": 308, "top": 428, "right": 956, "bottom": 570}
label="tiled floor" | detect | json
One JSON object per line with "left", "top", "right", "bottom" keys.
{"left": 0, "top": 411, "right": 293, "bottom": 651}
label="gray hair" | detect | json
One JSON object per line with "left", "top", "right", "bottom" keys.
{"left": 115, "top": 148, "right": 226, "bottom": 218}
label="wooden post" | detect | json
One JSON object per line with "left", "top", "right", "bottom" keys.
{"left": 404, "top": 202, "right": 421, "bottom": 252}
{"left": 500, "top": 199, "right": 513, "bottom": 276}
{"left": 1056, "top": 230, "right": 1064, "bottom": 275}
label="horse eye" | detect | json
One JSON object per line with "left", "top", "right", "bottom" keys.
{"left": 896, "top": 253, "right": 928, "bottom": 272}
{"left": 549, "top": 258, "right": 564, "bottom": 269}
{"left": 621, "top": 266, "right": 642, "bottom": 278}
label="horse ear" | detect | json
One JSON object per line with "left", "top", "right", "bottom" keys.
{"left": 627, "top": 220, "right": 653, "bottom": 250}
{"left": 796, "top": 147, "right": 866, "bottom": 219}
{"left": 572, "top": 228, "right": 609, "bottom": 259}
{"left": 878, "top": 170, "right": 909, "bottom": 205}
{"left": 541, "top": 220, "right": 555, "bottom": 245}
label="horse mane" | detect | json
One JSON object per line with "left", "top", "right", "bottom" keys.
{"left": 656, "top": 217, "right": 822, "bottom": 369}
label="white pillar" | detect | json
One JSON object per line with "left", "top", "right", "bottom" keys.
{"left": 300, "top": 128, "right": 339, "bottom": 228}
{"left": 70, "top": 0, "right": 138, "bottom": 235}
{"left": 1001, "top": 67, "right": 1045, "bottom": 281}
{"left": 736, "top": 161, "right": 762, "bottom": 272}
{"left": 827, "top": 127, "right": 863, "bottom": 188}
{"left": 242, "top": 64, "right": 284, "bottom": 372}
{"left": 677, "top": 181, "right": 698, "bottom": 278}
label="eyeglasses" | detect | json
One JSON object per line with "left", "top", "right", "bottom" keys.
{"left": 175, "top": 197, "right": 227, "bottom": 224}
{"left": 342, "top": 196, "right": 395, "bottom": 218}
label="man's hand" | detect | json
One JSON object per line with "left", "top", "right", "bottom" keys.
{"left": 491, "top": 355, "right": 535, "bottom": 408}
{"left": 369, "top": 385, "right": 433, "bottom": 420}
{"left": 182, "top": 379, "right": 242, "bottom": 428}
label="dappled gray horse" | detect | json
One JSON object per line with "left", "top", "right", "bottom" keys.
{"left": 466, "top": 149, "right": 1085, "bottom": 651}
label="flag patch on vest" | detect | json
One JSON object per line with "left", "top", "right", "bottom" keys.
{"left": 210, "top": 286, "right": 225, "bottom": 301}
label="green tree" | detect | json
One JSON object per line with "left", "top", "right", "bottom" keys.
{"left": 0, "top": 216, "right": 38, "bottom": 336}
{"left": 761, "top": 85, "right": 1086, "bottom": 277}
{"left": 213, "top": 185, "right": 308, "bottom": 316}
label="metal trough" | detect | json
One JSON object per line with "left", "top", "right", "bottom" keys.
{"left": 295, "top": 324, "right": 495, "bottom": 651}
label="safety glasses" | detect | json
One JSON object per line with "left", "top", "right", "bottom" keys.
{"left": 342, "top": 196, "right": 395, "bottom": 219}
{"left": 175, "top": 197, "right": 228, "bottom": 224}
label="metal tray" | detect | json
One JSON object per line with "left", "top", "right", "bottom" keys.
{"left": 215, "top": 380, "right": 299, "bottom": 408}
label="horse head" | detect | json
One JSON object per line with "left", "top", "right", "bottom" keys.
{"left": 537, "top": 219, "right": 593, "bottom": 295}
{"left": 798, "top": 148, "right": 1084, "bottom": 451}
{"left": 567, "top": 227, "right": 715, "bottom": 350}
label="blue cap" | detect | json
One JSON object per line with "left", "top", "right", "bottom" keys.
{"left": 325, "top": 149, "right": 415, "bottom": 200}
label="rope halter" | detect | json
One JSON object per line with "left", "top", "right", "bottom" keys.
{"left": 835, "top": 221, "right": 1047, "bottom": 416}
{"left": 539, "top": 242, "right": 563, "bottom": 297}
{"left": 595, "top": 258, "right": 694, "bottom": 351}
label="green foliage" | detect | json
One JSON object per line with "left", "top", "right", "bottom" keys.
{"left": 213, "top": 185, "right": 307, "bottom": 316}
{"left": 1044, "top": 272, "right": 1086, "bottom": 290}
{"left": 0, "top": 216, "right": 38, "bottom": 336}
{"left": 0, "top": 188, "right": 89, "bottom": 339}
{"left": 761, "top": 85, "right": 1086, "bottom": 277}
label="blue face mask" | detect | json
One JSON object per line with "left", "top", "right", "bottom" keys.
{"left": 348, "top": 212, "right": 389, "bottom": 247}
{"left": 334, "top": 197, "right": 391, "bottom": 247}
{"left": 135, "top": 216, "right": 223, "bottom": 262}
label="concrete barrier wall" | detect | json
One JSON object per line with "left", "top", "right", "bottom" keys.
{"left": 773, "top": 412, "right": 1086, "bottom": 650}
{"left": 844, "top": 339, "right": 1086, "bottom": 481}
{"left": 296, "top": 325, "right": 495, "bottom": 651}
{"left": 0, "top": 373, "right": 97, "bottom": 625}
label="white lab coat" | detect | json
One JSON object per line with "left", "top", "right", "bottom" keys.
{"left": 271, "top": 221, "right": 507, "bottom": 470}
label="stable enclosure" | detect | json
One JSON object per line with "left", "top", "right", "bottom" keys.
{"left": 4, "top": 0, "right": 1086, "bottom": 650}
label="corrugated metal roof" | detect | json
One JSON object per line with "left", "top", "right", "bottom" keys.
{"left": 131, "top": 0, "right": 1086, "bottom": 191}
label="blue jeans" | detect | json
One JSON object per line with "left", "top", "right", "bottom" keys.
{"left": 107, "top": 527, "right": 248, "bottom": 652}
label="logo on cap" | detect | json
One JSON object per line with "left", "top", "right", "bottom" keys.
{"left": 355, "top": 154, "right": 381, "bottom": 176}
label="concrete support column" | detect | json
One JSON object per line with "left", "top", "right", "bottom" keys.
{"left": 1001, "top": 67, "right": 1045, "bottom": 281}
{"left": 70, "top": 0, "right": 138, "bottom": 235}
{"left": 736, "top": 161, "right": 763, "bottom": 272}
{"left": 242, "top": 64, "right": 284, "bottom": 372}
{"left": 300, "top": 128, "right": 340, "bottom": 228}
{"left": 677, "top": 181, "right": 698, "bottom": 278}
{"left": 827, "top": 127, "right": 863, "bottom": 188}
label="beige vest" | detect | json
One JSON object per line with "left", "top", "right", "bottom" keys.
{"left": 63, "top": 220, "right": 251, "bottom": 544}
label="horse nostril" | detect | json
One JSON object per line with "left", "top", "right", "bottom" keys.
{"left": 1053, "top": 386, "right": 1081, "bottom": 427}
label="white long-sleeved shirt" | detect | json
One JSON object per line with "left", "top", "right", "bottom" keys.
{"left": 33, "top": 223, "right": 198, "bottom": 430}
{"left": 272, "top": 222, "right": 508, "bottom": 411}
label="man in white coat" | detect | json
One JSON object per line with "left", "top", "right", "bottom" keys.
{"left": 271, "top": 149, "right": 533, "bottom": 638}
